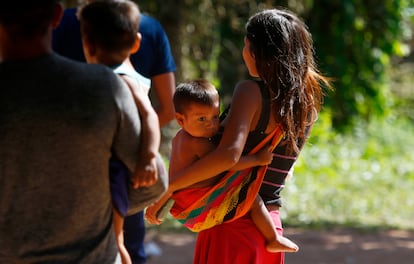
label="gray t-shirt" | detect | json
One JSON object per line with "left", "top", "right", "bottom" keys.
{"left": 0, "top": 53, "right": 141, "bottom": 263}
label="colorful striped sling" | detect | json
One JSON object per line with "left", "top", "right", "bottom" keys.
{"left": 170, "top": 125, "right": 284, "bottom": 232}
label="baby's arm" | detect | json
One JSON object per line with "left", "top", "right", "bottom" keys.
{"left": 121, "top": 75, "right": 161, "bottom": 189}
{"left": 145, "top": 190, "right": 172, "bottom": 225}
{"left": 145, "top": 131, "right": 215, "bottom": 224}
{"left": 230, "top": 145, "right": 273, "bottom": 171}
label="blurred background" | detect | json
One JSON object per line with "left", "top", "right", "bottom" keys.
{"left": 65, "top": 0, "right": 414, "bottom": 241}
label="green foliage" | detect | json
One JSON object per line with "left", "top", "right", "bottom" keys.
{"left": 282, "top": 116, "right": 414, "bottom": 229}
{"left": 138, "top": 1, "right": 413, "bottom": 133}
{"left": 388, "top": 61, "right": 414, "bottom": 122}
{"left": 306, "top": 0, "right": 413, "bottom": 130}
{"left": 64, "top": 1, "right": 413, "bottom": 133}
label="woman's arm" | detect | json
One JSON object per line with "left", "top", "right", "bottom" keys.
{"left": 169, "top": 80, "right": 263, "bottom": 192}
{"left": 230, "top": 145, "right": 273, "bottom": 171}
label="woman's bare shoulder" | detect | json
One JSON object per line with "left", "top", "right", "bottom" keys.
{"left": 221, "top": 79, "right": 263, "bottom": 133}
{"left": 233, "top": 79, "right": 261, "bottom": 98}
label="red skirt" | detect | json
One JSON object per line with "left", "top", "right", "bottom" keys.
{"left": 193, "top": 210, "right": 284, "bottom": 264}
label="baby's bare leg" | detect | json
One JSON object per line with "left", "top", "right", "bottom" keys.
{"left": 113, "top": 209, "right": 132, "bottom": 264}
{"left": 250, "top": 196, "right": 299, "bottom": 253}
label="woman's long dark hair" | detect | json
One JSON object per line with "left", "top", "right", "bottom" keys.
{"left": 246, "top": 8, "right": 329, "bottom": 154}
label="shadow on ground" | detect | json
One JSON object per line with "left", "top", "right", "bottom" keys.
{"left": 146, "top": 228, "right": 414, "bottom": 264}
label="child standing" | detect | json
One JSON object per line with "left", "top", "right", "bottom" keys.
{"left": 145, "top": 79, "right": 298, "bottom": 253}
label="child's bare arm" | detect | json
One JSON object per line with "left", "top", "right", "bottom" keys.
{"left": 121, "top": 75, "right": 161, "bottom": 189}
{"left": 230, "top": 145, "right": 273, "bottom": 171}
{"left": 145, "top": 132, "right": 215, "bottom": 225}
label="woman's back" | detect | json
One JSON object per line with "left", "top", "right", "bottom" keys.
{"left": 192, "top": 8, "right": 329, "bottom": 264}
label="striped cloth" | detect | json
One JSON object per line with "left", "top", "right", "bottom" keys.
{"left": 170, "top": 126, "right": 284, "bottom": 232}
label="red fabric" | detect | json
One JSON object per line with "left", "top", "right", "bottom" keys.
{"left": 170, "top": 127, "right": 284, "bottom": 232}
{"left": 193, "top": 210, "right": 284, "bottom": 264}
{"left": 170, "top": 187, "right": 210, "bottom": 215}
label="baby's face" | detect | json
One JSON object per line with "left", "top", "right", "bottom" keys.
{"left": 181, "top": 102, "right": 220, "bottom": 139}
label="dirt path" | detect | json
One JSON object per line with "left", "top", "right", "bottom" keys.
{"left": 145, "top": 228, "right": 414, "bottom": 264}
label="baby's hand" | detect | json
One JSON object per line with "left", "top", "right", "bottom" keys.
{"left": 255, "top": 145, "right": 273, "bottom": 166}
{"left": 145, "top": 202, "right": 163, "bottom": 225}
{"left": 131, "top": 157, "right": 158, "bottom": 189}
{"left": 145, "top": 193, "right": 173, "bottom": 225}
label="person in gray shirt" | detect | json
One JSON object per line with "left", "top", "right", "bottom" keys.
{"left": 0, "top": 1, "right": 144, "bottom": 263}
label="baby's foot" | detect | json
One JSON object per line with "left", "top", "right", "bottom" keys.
{"left": 266, "top": 235, "right": 299, "bottom": 253}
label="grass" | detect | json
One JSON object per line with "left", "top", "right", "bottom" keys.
{"left": 281, "top": 114, "right": 414, "bottom": 230}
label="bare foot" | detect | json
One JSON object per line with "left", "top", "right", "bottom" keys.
{"left": 266, "top": 235, "right": 299, "bottom": 253}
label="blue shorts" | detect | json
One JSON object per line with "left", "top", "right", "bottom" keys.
{"left": 109, "top": 158, "right": 129, "bottom": 217}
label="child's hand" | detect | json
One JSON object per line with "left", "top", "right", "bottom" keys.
{"left": 255, "top": 145, "right": 273, "bottom": 166}
{"left": 131, "top": 157, "right": 158, "bottom": 189}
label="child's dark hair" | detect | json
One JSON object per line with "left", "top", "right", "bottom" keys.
{"left": 79, "top": 0, "right": 140, "bottom": 58}
{"left": 173, "top": 79, "right": 219, "bottom": 114}
{"left": 246, "top": 8, "right": 330, "bottom": 154}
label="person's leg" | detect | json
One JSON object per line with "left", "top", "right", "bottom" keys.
{"left": 124, "top": 211, "right": 147, "bottom": 264}
{"left": 250, "top": 196, "right": 298, "bottom": 252}
{"left": 263, "top": 209, "right": 285, "bottom": 264}
{"left": 113, "top": 209, "right": 132, "bottom": 264}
